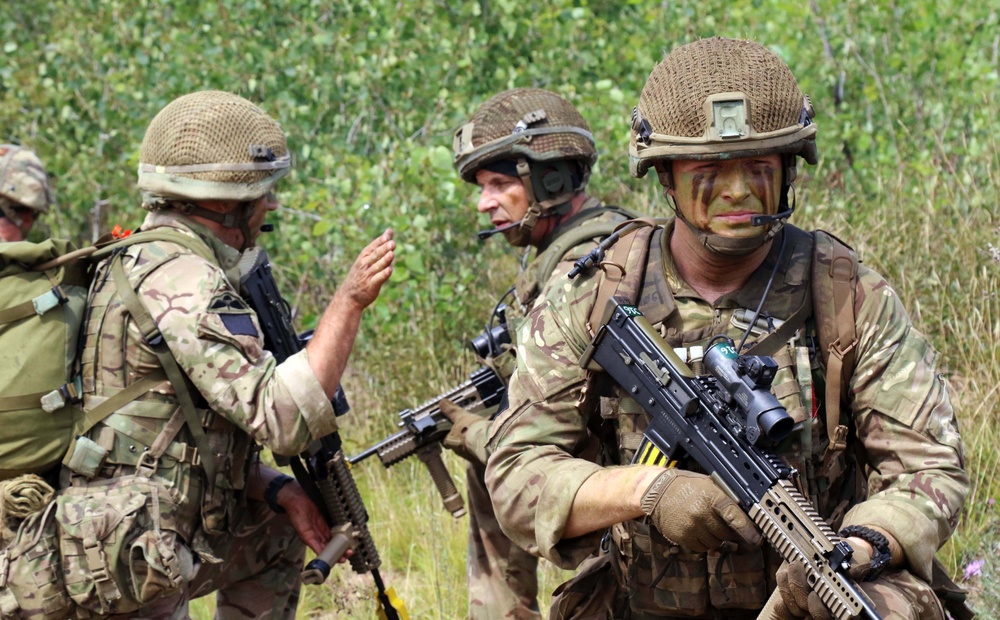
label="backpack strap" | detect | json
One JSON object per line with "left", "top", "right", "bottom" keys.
{"left": 586, "top": 218, "right": 661, "bottom": 336}
{"left": 813, "top": 230, "right": 859, "bottom": 460}
{"left": 517, "top": 202, "right": 639, "bottom": 306}
{"left": 103, "top": 239, "right": 219, "bottom": 483}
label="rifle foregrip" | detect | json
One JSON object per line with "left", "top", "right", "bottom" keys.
{"left": 750, "top": 480, "right": 882, "bottom": 620}
{"left": 417, "top": 443, "right": 466, "bottom": 518}
{"left": 301, "top": 524, "right": 355, "bottom": 585}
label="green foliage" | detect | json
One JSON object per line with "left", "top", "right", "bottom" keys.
{"left": 3, "top": 0, "right": 999, "bottom": 617}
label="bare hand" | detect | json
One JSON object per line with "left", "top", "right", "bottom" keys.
{"left": 277, "top": 480, "right": 333, "bottom": 555}
{"left": 338, "top": 228, "right": 395, "bottom": 311}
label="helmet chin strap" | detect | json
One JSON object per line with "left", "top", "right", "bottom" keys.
{"left": 176, "top": 200, "right": 258, "bottom": 252}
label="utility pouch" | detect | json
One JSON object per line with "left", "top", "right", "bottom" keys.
{"left": 64, "top": 436, "right": 109, "bottom": 479}
{"left": 0, "top": 504, "right": 73, "bottom": 619}
{"left": 641, "top": 526, "right": 708, "bottom": 615}
{"left": 707, "top": 548, "right": 769, "bottom": 609}
{"left": 55, "top": 477, "right": 183, "bottom": 614}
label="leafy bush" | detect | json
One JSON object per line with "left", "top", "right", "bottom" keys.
{"left": 3, "top": 0, "right": 997, "bottom": 617}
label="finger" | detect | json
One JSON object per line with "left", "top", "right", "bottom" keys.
{"left": 717, "top": 502, "right": 762, "bottom": 547}
{"left": 368, "top": 248, "right": 395, "bottom": 273}
{"left": 784, "top": 561, "right": 812, "bottom": 615}
{"left": 806, "top": 591, "right": 833, "bottom": 620}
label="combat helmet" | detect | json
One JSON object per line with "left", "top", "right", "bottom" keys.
{"left": 453, "top": 88, "right": 597, "bottom": 246}
{"left": 0, "top": 144, "right": 54, "bottom": 228}
{"left": 137, "top": 90, "right": 290, "bottom": 249}
{"left": 630, "top": 37, "right": 817, "bottom": 254}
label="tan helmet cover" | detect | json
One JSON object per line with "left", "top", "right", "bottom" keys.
{"left": 453, "top": 88, "right": 597, "bottom": 184}
{"left": 137, "top": 90, "right": 290, "bottom": 208}
{"left": 630, "top": 37, "right": 817, "bottom": 179}
{"left": 0, "top": 144, "right": 54, "bottom": 216}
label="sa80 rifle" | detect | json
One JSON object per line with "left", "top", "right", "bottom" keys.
{"left": 580, "top": 297, "right": 882, "bottom": 620}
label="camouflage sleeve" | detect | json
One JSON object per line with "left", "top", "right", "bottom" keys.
{"left": 840, "top": 264, "right": 968, "bottom": 581}
{"left": 485, "top": 271, "right": 606, "bottom": 568}
{"left": 137, "top": 252, "right": 337, "bottom": 457}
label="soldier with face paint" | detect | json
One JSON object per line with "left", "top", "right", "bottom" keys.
{"left": 0, "top": 91, "right": 395, "bottom": 619}
{"left": 0, "top": 145, "right": 54, "bottom": 242}
{"left": 485, "top": 38, "right": 969, "bottom": 620}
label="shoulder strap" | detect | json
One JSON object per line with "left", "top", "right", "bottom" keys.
{"left": 813, "top": 229, "right": 859, "bottom": 457}
{"left": 586, "top": 218, "right": 661, "bottom": 336}
{"left": 105, "top": 246, "right": 218, "bottom": 482}
{"left": 535, "top": 209, "right": 631, "bottom": 287}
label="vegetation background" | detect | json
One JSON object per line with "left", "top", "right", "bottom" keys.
{"left": 2, "top": 0, "right": 997, "bottom": 617}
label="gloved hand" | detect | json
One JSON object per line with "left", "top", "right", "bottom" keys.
{"left": 773, "top": 540, "right": 874, "bottom": 619}
{"left": 439, "top": 399, "right": 488, "bottom": 465}
{"left": 642, "top": 468, "right": 762, "bottom": 553}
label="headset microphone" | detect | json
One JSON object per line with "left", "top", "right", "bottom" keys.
{"left": 750, "top": 209, "right": 793, "bottom": 227}
{"left": 260, "top": 224, "right": 275, "bottom": 233}
{"left": 477, "top": 220, "right": 521, "bottom": 241}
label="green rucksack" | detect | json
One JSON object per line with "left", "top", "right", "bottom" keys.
{"left": 0, "top": 230, "right": 214, "bottom": 480}
{"left": 0, "top": 239, "right": 89, "bottom": 479}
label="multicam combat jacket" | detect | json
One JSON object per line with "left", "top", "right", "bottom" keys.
{"left": 485, "top": 219, "right": 967, "bottom": 616}
{"left": 77, "top": 209, "right": 336, "bottom": 516}
{"left": 460, "top": 200, "right": 632, "bottom": 466}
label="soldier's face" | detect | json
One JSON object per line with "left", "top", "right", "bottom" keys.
{"left": 666, "top": 155, "right": 782, "bottom": 238}
{"left": 0, "top": 207, "right": 36, "bottom": 242}
{"left": 475, "top": 168, "right": 541, "bottom": 244}
{"left": 247, "top": 191, "right": 279, "bottom": 243}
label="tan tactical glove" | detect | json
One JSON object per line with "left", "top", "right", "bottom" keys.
{"left": 641, "top": 468, "right": 762, "bottom": 553}
{"left": 772, "top": 540, "right": 874, "bottom": 619}
{"left": 439, "top": 399, "right": 489, "bottom": 465}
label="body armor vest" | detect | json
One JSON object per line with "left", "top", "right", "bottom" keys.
{"left": 589, "top": 221, "right": 864, "bottom": 616}
{"left": 76, "top": 239, "right": 254, "bottom": 540}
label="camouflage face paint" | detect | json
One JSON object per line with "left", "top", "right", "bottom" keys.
{"left": 673, "top": 156, "right": 782, "bottom": 238}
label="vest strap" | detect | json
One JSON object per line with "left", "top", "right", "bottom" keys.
{"left": 109, "top": 253, "right": 217, "bottom": 483}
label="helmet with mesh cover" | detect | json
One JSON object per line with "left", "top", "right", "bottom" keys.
{"left": 630, "top": 37, "right": 817, "bottom": 179}
{"left": 453, "top": 88, "right": 598, "bottom": 245}
{"left": 630, "top": 38, "right": 818, "bottom": 255}
{"left": 137, "top": 90, "right": 290, "bottom": 209}
{"left": 0, "top": 144, "right": 54, "bottom": 225}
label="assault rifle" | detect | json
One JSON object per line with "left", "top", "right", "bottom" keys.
{"left": 581, "top": 297, "right": 882, "bottom": 620}
{"left": 348, "top": 361, "right": 506, "bottom": 518}
{"left": 239, "top": 247, "right": 408, "bottom": 620}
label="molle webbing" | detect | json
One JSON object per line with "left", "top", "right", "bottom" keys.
{"left": 108, "top": 253, "right": 217, "bottom": 482}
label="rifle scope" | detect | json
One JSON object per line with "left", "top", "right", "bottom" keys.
{"left": 703, "top": 338, "right": 793, "bottom": 446}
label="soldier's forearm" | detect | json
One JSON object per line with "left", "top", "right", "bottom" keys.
{"left": 305, "top": 293, "right": 365, "bottom": 400}
{"left": 563, "top": 465, "right": 662, "bottom": 539}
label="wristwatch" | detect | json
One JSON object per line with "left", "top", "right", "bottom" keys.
{"left": 264, "top": 474, "right": 294, "bottom": 514}
{"left": 839, "top": 524, "right": 892, "bottom": 582}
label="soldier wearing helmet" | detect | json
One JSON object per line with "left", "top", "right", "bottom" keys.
{"left": 0, "top": 91, "right": 395, "bottom": 618}
{"left": 441, "top": 88, "right": 636, "bottom": 619}
{"left": 485, "top": 39, "right": 968, "bottom": 619}
{"left": 0, "top": 144, "right": 54, "bottom": 242}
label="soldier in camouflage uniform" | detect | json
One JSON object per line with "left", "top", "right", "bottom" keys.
{"left": 0, "top": 91, "right": 395, "bottom": 619}
{"left": 485, "top": 39, "right": 968, "bottom": 620}
{"left": 442, "top": 88, "right": 635, "bottom": 619}
{"left": 0, "top": 145, "right": 53, "bottom": 242}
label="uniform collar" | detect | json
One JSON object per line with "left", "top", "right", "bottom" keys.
{"left": 141, "top": 210, "right": 243, "bottom": 286}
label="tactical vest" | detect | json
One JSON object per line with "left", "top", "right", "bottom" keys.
{"left": 583, "top": 220, "right": 863, "bottom": 616}
{"left": 485, "top": 201, "right": 637, "bottom": 383}
{"left": 72, "top": 233, "right": 254, "bottom": 542}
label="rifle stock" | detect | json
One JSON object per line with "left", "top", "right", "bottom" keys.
{"left": 239, "top": 247, "right": 407, "bottom": 619}
{"left": 349, "top": 364, "right": 506, "bottom": 518}
{"left": 581, "top": 297, "right": 881, "bottom": 620}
